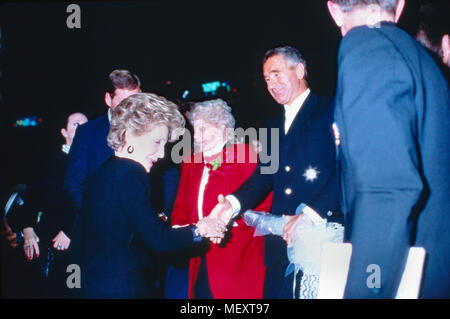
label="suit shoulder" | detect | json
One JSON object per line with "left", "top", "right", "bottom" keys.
{"left": 310, "top": 93, "right": 335, "bottom": 119}
{"left": 79, "top": 115, "right": 108, "bottom": 133}
{"left": 314, "top": 94, "right": 334, "bottom": 107}
{"left": 96, "top": 156, "right": 144, "bottom": 180}
{"left": 339, "top": 23, "right": 399, "bottom": 59}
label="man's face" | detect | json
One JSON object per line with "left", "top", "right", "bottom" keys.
{"left": 263, "top": 55, "right": 304, "bottom": 105}
{"left": 65, "top": 113, "right": 88, "bottom": 141}
{"left": 107, "top": 87, "right": 141, "bottom": 109}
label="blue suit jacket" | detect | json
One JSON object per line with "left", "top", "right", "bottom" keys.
{"left": 70, "top": 157, "right": 194, "bottom": 298}
{"left": 233, "top": 93, "right": 342, "bottom": 298}
{"left": 335, "top": 22, "right": 450, "bottom": 298}
{"left": 64, "top": 114, "right": 113, "bottom": 212}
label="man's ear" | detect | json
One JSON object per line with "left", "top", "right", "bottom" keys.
{"left": 394, "top": 0, "right": 405, "bottom": 23}
{"left": 327, "top": 1, "right": 344, "bottom": 27}
{"left": 61, "top": 128, "right": 68, "bottom": 139}
{"left": 442, "top": 34, "right": 450, "bottom": 66}
{"left": 295, "top": 63, "right": 306, "bottom": 80}
{"left": 104, "top": 92, "right": 112, "bottom": 107}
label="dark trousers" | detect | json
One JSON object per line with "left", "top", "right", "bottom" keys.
{"left": 194, "top": 256, "right": 213, "bottom": 299}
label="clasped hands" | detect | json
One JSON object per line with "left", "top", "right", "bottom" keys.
{"left": 206, "top": 194, "right": 313, "bottom": 245}
{"left": 195, "top": 215, "right": 227, "bottom": 239}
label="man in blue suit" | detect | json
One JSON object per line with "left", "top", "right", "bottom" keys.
{"left": 210, "top": 46, "right": 342, "bottom": 298}
{"left": 64, "top": 69, "right": 141, "bottom": 212}
{"left": 327, "top": 0, "right": 450, "bottom": 298}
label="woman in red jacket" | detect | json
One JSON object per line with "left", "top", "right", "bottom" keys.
{"left": 171, "top": 98, "right": 272, "bottom": 299}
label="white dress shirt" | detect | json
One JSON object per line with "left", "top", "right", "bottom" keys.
{"left": 198, "top": 142, "right": 227, "bottom": 220}
{"left": 284, "top": 88, "right": 310, "bottom": 134}
{"left": 62, "top": 144, "right": 71, "bottom": 154}
{"left": 172, "top": 142, "right": 227, "bottom": 229}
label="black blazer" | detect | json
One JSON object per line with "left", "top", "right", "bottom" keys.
{"left": 335, "top": 22, "right": 450, "bottom": 298}
{"left": 70, "top": 156, "right": 194, "bottom": 298}
{"left": 233, "top": 93, "right": 342, "bottom": 298}
{"left": 26, "top": 149, "right": 75, "bottom": 240}
{"left": 64, "top": 115, "right": 113, "bottom": 212}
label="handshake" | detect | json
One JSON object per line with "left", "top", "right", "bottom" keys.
{"left": 195, "top": 194, "right": 236, "bottom": 244}
{"left": 193, "top": 194, "right": 316, "bottom": 245}
{"left": 194, "top": 216, "right": 228, "bottom": 239}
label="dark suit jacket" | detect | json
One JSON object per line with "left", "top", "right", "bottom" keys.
{"left": 334, "top": 22, "right": 450, "bottom": 298}
{"left": 64, "top": 115, "right": 113, "bottom": 212}
{"left": 149, "top": 142, "right": 181, "bottom": 218}
{"left": 25, "top": 149, "right": 75, "bottom": 240}
{"left": 233, "top": 93, "right": 342, "bottom": 298}
{"left": 70, "top": 156, "right": 194, "bottom": 298}
{"left": 64, "top": 114, "right": 180, "bottom": 216}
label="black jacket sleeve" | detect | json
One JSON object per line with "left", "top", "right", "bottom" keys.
{"left": 119, "top": 170, "right": 194, "bottom": 252}
{"left": 63, "top": 126, "right": 88, "bottom": 212}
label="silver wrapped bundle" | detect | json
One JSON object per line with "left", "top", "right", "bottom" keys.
{"left": 242, "top": 210, "right": 287, "bottom": 236}
{"left": 243, "top": 205, "right": 344, "bottom": 299}
{"left": 285, "top": 221, "right": 344, "bottom": 276}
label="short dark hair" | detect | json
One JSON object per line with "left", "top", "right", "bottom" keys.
{"left": 107, "top": 69, "right": 141, "bottom": 95}
{"left": 262, "top": 46, "right": 308, "bottom": 79}
{"left": 416, "top": 1, "right": 450, "bottom": 55}
{"left": 331, "top": 0, "right": 399, "bottom": 13}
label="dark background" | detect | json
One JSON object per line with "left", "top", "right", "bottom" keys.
{"left": 0, "top": 0, "right": 423, "bottom": 196}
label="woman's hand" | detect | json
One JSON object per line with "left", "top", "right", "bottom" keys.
{"left": 52, "top": 230, "right": 71, "bottom": 251}
{"left": 22, "top": 227, "right": 40, "bottom": 261}
{"left": 196, "top": 217, "right": 226, "bottom": 238}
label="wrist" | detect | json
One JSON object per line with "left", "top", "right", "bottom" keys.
{"left": 190, "top": 225, "right": 203, "bottom": 243}
{"left": 225, "top": 195, "right": 241, "bottom": 218}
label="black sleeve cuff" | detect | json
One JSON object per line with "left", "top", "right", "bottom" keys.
{"left": 190, "top": 226, "right": 203, "bottom": 243}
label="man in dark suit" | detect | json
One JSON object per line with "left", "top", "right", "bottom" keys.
{"left": 1, "top": 112, "right": 87, "bottom": 298}
{"left": 210, "top": 46, "right": 342, "bottom": 298}
{"left": 64, "top": 69, "right": 141, "bottom": 212}
{"left": 327, "top": 0, "right": 450, "bottom": 298}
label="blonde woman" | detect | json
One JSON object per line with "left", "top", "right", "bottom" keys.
{"left": 71, "top": 93, "right": 224, "bottom": 298}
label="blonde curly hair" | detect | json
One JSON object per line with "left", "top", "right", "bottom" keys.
{"left": 107, "top": 93, "right": 185, "bottom": 151}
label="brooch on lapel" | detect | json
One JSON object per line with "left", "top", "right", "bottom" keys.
{"left": 207, "top": 156, "right": 222, "bottom": 171}
{"left": 303, "top": 165, "right": 320, "bottom": 182}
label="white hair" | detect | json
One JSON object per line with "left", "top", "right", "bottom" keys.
{"left": 186, "top": 98, "right": 236, "bottom": 144}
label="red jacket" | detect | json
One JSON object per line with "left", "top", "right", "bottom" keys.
{"left": 171, "top": 143, "right": 273, "bottom": 298}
